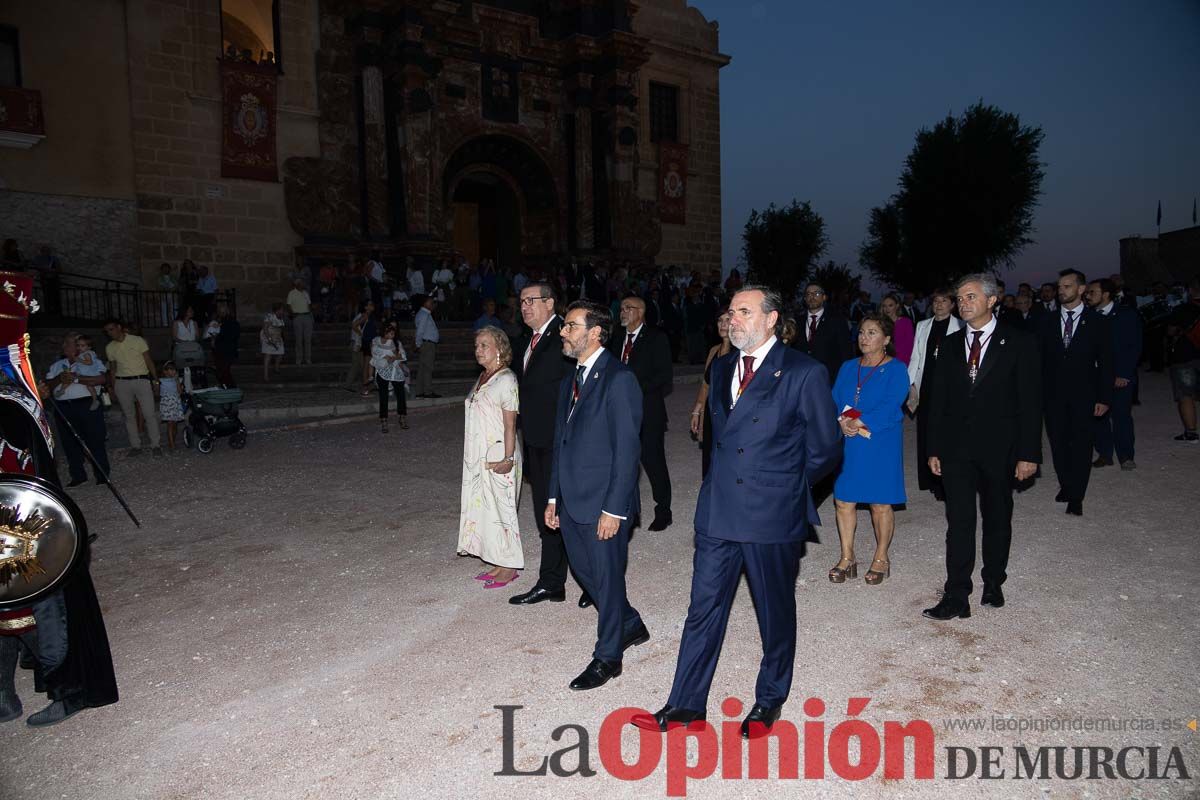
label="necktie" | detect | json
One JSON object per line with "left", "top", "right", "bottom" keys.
{"left": 968, "top": 330, "right": 983, "bottom": 382}
{"left": 808, "top": 314, "right": 818, "bottom": 343}
{"left": 524, "top": 331, "right": 541, "bottom": 368}
{"left": 571, "top": 365, "right": 585, "bottom": 409}
{"left": 1062, "top": 310, "right": 1075, "bottom": 348}
{"left": 736, "top": 355, "right": 756, "bottom": 398}
{"left": 621, "top": 332, "right": 635, "bottom": 364}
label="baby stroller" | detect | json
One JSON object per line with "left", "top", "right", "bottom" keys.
{"left": 182, "top": 387, "right": 247, "bottom": 453}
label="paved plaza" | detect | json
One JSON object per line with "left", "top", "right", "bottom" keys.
{"left": 1, "top": 375, "right": 1197, "bottom": 800}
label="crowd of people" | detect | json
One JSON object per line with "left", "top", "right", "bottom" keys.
{"left": 449, "top": 268, "right": 1199, "bottom": 738}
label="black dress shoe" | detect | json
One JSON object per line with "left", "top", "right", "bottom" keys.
{"left": 980, "top": 584, "right": 1005, "bottom": 608}
{"left": 922, "top": 596, "right": 971, "bottom": 620}
{"left": 647, "top": 513, "right": 673, "bottom": 532}
{"left": 1054, "top": 490, "right": 1067, "bottom": 502}
{"left": 569, "top": 658, "right": 621, "bottom": 691}
{"left": 1065, "top": 500, "right": 1083, "bottom": 516}
{"left": 508, "top": 586, "right": 566, "bottom": 605}
{"left": 1092, "top": 456, "right": 1112, "bottom": 468}
{"left": 740, "top": 704, "right": 783, "bottom": 739}
{"left": 66, "top": 478, "right": 87, "bottom": 488}
{"left": 621, "top": 622, "right": 650, "bottom": 651}
{"left": 578, "top": 591, "right": 594, "bottom": 609}
{"left": 630, "top": 704, "right": 707, "bottom": 732}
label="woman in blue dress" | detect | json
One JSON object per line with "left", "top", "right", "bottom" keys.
{"left": 829, "top": 313, "right": 909, "bottom": 585}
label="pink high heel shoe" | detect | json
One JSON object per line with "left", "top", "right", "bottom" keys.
{"left": 475, "top": 572, "right": 494, "bottom": 581}
{"left": 484, "top": 571, "right": 520, "bottom": 589}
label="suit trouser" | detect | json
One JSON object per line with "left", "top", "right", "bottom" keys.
{"left": 112, "top": 377, "right": 159, "bottom": 448}
{"left": 668, "top": 533, "right": 802, "bottom": 711}
{"left": 640, "top": 421, "right": 671, "bottom": 516}
{"left": 416, "top": 343, "right": 437, "bottom": 395}
{"left": 1045, "top": 403, "right": 1095, "bottom": 502}
{"left": 526, "top": 444, "right": 570, "bottom": 592}
{"left": 54, "top": 398, "right": 110, "bottom": 483}
{"left": 941, "top": 456, "right": 1013, "bottom": 601}
{"left": 1094, "top": 383, "right": 1135, "bottom": 463}
{"left": 292, "top": 313, "right": 313, "bottom": 364}
{"left": 558, "top": 506, "right": 643, "bottom": 664}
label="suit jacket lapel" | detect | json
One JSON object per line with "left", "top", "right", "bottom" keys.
{"left": 725, "top": 341, "right": 784, "bottom": 429}
{"left": 568, "top": 348, "right": 608, "bottom": 423}
{"left": 709, "top": 351, "right": 734, "bottom": 426}
{"left": 970, "top": 325, "right": 1005, "bottom": 391}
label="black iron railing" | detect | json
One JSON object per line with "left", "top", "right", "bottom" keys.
{"left": 33, "top": 271, "right": 236, "bottom": 329}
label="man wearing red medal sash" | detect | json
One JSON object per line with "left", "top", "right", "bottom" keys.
{"left": 0, "top": 271, "right": 118, "bottom": 726}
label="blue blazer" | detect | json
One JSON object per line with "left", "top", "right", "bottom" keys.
{"left": 548, "top": 348, "right": 644, "bottom": 524}
{"left": 695, "top": 340, "right": 842, "bottom": 543}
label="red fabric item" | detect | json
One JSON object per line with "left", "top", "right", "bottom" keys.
{"left": 621, "top": 332, "right": 634, "bottom": 364}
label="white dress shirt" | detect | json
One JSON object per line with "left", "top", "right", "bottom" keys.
{"left": 1060, "top": 302, "right": 1084, "bottom": 339}
{"left": 1098, "top": 301, "right": 1115, "bottom": 316}
{"left": 524, "top": 314, "right": 559, "bottom": 369}
{"left": 962, "top": 315, "right": 998, "bottom": 367}
{"left": 805, "top": 308, "right": 825, "bottom": 342}
{"left": 552, "top": 346, "right": 625, "bottom": 519}
{"left": 730, "top": 335, "right": 778, "bottom": 407}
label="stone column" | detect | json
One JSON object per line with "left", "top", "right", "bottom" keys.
{"left": 360, "top": 62, "right": 390, "bottom": 237}
{"left": 570, "top": 82, "right": 595, "bottom": 251}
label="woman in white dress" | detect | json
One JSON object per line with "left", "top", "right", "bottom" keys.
{"left": 370, "top": 322, "right": 408, "bottom": 432}
{"left": 457, "top": 325, "right": 523, "bottom": 589}
{"left": 260, "top": 302, "right": 286, "bottom": 380}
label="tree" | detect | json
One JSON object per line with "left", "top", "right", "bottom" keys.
{"left": 810, "top": 260, "right": 863, "bottom": 310}
{"left": 860, "top": 102, "right": 1045, "bottom": 293}
{"left": 740, "top": 200, "right": 829, "bottom": 301}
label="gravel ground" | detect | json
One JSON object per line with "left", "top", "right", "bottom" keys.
{"left": 1, "top": 373, "right": 1196, "bottom": 799}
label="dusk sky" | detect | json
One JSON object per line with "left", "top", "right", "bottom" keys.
{"left": 688, "top": 0, "right": 1200, "bottom": 289}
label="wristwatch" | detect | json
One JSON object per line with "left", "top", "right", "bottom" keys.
{"left": 503, "top": 455, "right": 515, "bottom": 463}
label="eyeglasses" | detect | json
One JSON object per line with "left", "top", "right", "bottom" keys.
{"left": 561, "top": 321, "right": 590, "bottom": 332}
{"left": 805, "top": 290, "right": 825, "bottom": 297}
{"left": 620, "top": 305, "right": 639, "bottom": 311}
{"left": 520, "top": 296, "right": 553, "bottom": 306}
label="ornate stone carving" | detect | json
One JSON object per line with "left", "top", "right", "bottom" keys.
{"left": 283, "top": 157, "right": 360, "bottom": 238}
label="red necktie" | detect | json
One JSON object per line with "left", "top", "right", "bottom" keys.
{"left": 530, "top": 332, "right": 542, "bottom": 352}
{"left": 737, "top": 355, "right": 756, "bottom": 397}
{"left": 1062, "top": 310, "right": 1075, "bottom": 348}
{"left": 968, "top": 330, "right": 982, "bottom": 381}
{"left": 808, "top": 314, "right": 818, "bottom": 342}
{"left": 621, "top": 332, "right": 635, "bottom": 364}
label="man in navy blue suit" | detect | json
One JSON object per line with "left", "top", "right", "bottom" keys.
{"left": 632, "top": 285, "right": 841, "bottom": 738}
{"left": 1086, "top": 278, "right": 1141, "bottom": 470}
{"left": 546, "top": 300, "right": 650, "bottom": 691}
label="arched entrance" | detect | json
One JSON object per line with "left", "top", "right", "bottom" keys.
{"left": 443, "top": 135, "right": 559, "bottom": 268}
{"left": 451, "top": 172, "right": 521, "bottom": 270}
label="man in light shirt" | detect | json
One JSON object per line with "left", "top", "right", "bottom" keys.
{"left": 286, "top": 278, "right": 314, "bottom": 366}
{"left": 413, "top": 295, "right": 441, "bottom": 398}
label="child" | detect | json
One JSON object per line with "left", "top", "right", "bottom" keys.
{"left": 260, "top": 302, "right": 286, "bottom": 380}
{"left": 60, "top": 335, "right": 108, "bottom": 411}
{"left": 158, "top": 361, "right": 185, "bottom": 449}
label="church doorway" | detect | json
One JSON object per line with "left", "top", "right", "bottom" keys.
{"left": 451, "top": 173, "right": 520, "bottom": 271}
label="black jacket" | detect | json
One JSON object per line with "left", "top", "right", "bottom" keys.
{"left": 512, "top": 316, "right": 573, "bottom": 449}
{"left": 608, "top": 323, "right": 673, "bottom": 429}
{"left": 792, "top": 309, "right": 853, "bottom": 385}
{"left": 1037, "top": 305, "right": 1114, "bottom": 410}
{"left": 927, "top": 321, "right": 1042, "bottom": 466}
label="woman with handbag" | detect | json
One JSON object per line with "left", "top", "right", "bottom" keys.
{"left": 370, "top": 322, "right": 408, "bottom": 432}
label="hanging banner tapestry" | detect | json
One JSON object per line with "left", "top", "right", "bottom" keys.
{"left": 221, "top": 61, "right": 278, "bottom": 181}
{"left": 658, "top": 142, "right": 688, "bottom": 225}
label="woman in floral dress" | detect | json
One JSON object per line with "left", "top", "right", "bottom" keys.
{"left": 457, "top": 326, "right": 523, "bottom": 589}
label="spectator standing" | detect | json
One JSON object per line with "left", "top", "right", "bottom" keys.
{"left": 793, "top": 281, "right": 854, "bottom": 385}
{"left": 31, "top": 245, "right": 62, "bottom": 315}
{"left": 157, "top": 361, "right": 185, "bottom": 450}
{"left": 907, "top": 287, "right": 961, "bottom": 500}
{"left": 45, "top": 332, "right": 111, "bottom": 486}
{"left": 880, "top": 293, "right": 915, "bottom": 365}
{"left": 366, "top": 251, "right": 386, "bottom": 310}
{"left": 158, "top": 262, "right": 178, "bottom": 324}
{"left": 195, "top": 265, "right": 217, "bottom": 322}
{"left": 102, "top": 319, "right": 161, "bottom": 456}
{"left": 414, "top": 295, "right": 441, "bottom": 398}
{"left": 211, "top": 303, "right": 240, "bottom": 387}
{"left": 474, "top": 298, "right": 502, "bottom": 331}
{"left": 286, "top": 278, "right": 314, "bottom": 366}
{"left": 260, "top": 303, "right": 286, "bottom": 381}
{"left": 346, "top": 300, "right": 373, "bottom": 392}
{"left": 1165, "top": 278, "right": 1200, "bottom": 441}
{"left": 370, "top": 322, "right": 409, "bottom": 432}
{"left": 317, "top": 261, "right": 338, "bottom": 322}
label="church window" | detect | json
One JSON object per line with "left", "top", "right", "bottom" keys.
{"left": 649, "top": 82, "right": 679, "bottom": 143}
{"left": 220, "top": 0, "right": 281, "bottom": 68}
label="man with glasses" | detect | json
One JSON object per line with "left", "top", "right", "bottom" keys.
{"left": 545, "top": 301, "right": 649, "bottom": 690}
{"left": 793, "top": 282, "right": 853, "bottom": 387}
{"left": 509, "top": 284, "right": 579, "bottom": 607}
{"left": 610, "top": 294, "right": 674, "bottom": 531}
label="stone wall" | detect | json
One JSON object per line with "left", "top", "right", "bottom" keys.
{"left": 125, "top": 0, "right": 321, "bottom": 317}
{"left": 0, "top": 190, "right": 138, "bottom": 282}
{"left": 633, "top": 0, "right": 729, "bottom": 275}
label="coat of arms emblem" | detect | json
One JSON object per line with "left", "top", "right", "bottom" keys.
{"left": 233, "top": 92, "right": 268, "bottom": 146}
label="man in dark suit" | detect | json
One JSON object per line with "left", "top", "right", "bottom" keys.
{"left": 610, "top": 295, "right": 674, "bottom": 530}
{"left": 632, "top": 285, "right": 840, "bottom": 738}
{"left": 924, "top": 274, "right": 1042, "bottom": 620}
{"left": 1038, "top": 269, "right": 1113, "bottom": 515}
{"left": 546, "top": 301, "right": 649, "bottom": 690}
{"left": 1008, "top": 293, "right": 1038, "bottom": 332}
{"left": 793, "top": 282, "right": 854, "bottom": 385}
{"left": 509, "top": 282, "right": 578, "bottom": 607}
{"left": 1086, "top": 278, "right": 1141, "bottom": 469}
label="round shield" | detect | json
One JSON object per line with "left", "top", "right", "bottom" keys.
{"left": 0, "top": 474, "right": 86, "bottom": 609}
